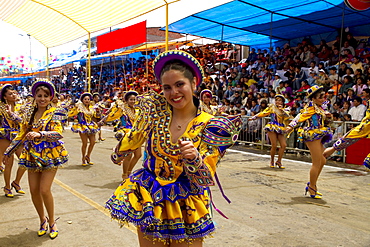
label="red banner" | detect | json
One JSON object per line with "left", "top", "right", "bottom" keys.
{"left": 97, "top": 21, "right": 147, "bottom": 54}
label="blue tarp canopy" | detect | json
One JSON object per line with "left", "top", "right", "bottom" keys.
{"left": 164, "top": 0, "right": 370, "bottom": 48}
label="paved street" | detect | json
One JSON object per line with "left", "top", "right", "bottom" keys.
{"left": 0, "top": 128, "right": 369, "bottom": 247}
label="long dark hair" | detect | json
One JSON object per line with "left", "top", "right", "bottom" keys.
{"left": 1, "top": 85, "right": 14, "bottom": 103}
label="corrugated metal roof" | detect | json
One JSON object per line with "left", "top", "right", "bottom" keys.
{"left": 0, "top": 0, "right": 178, "bottom": 48}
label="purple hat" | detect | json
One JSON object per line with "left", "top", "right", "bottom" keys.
{"left": 153, "top": 50, "right": 204, "bottom": 87}
{"left": 31, "top": 81, "right": 56, "bottom": 99}
{"left": 80, "top": 92, "right": 93, "bottom": 101}
{"left": 0, "top": 84, "right": 14, "bottom": 101}
{"left": 200, "top": 89, "right": 212, "bottom": 99}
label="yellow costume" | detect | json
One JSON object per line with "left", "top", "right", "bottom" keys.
{"left": 105, "top": 92, "right": 241, "bottom": 243}
{"left": 5, "top": 107, "right": 68, "bottom": 171}
{"left": 251, "top": 104, "right": 290, "bottom": 134}
{"left": 288, "top": 101, "right": 333, "bottom": 143}
{"left": 200, "top": 101, "right": 217, "bottom": 115}
{"left": 69, "top": 102, "right": 99, "bottom": 134}
{"left": 0, "top": 102, "right": 22, "bottom": 141}
{"left": 332, "top": 100, "right": 370, "bottom": 168}
{"left": 103, "top": 99, "right": 136, "bottom": 141}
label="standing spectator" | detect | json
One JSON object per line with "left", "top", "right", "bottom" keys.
{"left": 348, "top": 97, "right": 366, "bottom": 121}
{"left": 292, "top": 66, "right": 307, "bottom": 92}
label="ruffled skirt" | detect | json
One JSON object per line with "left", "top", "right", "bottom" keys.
{"left": 297, "top": 126, "right": 332, "bottom": 143}
{"left": 105, "top": 168, "right": 215, "bottom": 243}
{"left": 71, "top": 122, "right": 99, "bottom": 134}
{"left": 264, "top": 122, "right": 286, "bottom": 134}
{"left": 19, "top": 140, "right": 68, "bottom": 171}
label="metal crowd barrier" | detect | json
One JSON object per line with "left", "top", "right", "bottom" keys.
{"left": 237, "top": 116, "right": 361, "bottom": 161}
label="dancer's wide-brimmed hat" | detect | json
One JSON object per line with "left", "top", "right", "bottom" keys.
{"left": 31, "top": 81, "right": 56, "bottom": 99}
{"left": 153, "top": 50, "right": 204, "bottom": 87}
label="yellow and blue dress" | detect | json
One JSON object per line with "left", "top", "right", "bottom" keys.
{"left": 288, "top": 101, "right": 333, "bottom": 143}
{"left": 332, "top": 100, "right": 370, "bottom": 169}
{"left": 105, "top": 91, "right": 241, "bottom": 243}
{"left": 102, "top": 100, "right": 136, "bottom": 141}
{"left": 250, "top": 104, "right": 291, "bottom": 134}
{"left": 69, "top": 102, "right": 99, "bottom": 134}
{"left": 200, "top": 101, "right": 217, "bottom": 115}
{"left": 0, "top": 102, "right": 22, "bottom": 141}
{"left": 4, "top": 107, "right": 68, "bottom": 171}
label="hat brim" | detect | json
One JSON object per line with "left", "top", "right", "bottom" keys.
{"left": 80, "top": 92, "right": 93, "bottom": 100}
{"left": 31, "top": 81, "right": 55, "bottom": 99}
{"left": 124, "top": 91, "right": 138, "bottom": 101}
{"left": 153, "top": 50, "right": 204, "bottom": 87}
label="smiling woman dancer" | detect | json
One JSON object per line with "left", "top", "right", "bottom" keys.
{"left": 69, "top": 92, "right": 99, "bottom": 166}
{"left": 285, "top": 85, "right": 333, "bottom": 199}
{"left": 3, "top": 81, "right": 68, "bottom": 239}
{"left": 0, "top": 84, "right": 26, "bottom": 197}
{"left": 99, "top": 91, "right": 142, "bottom": 180}
{"left": 105, "top": 50, "right": 241, "bottom": 246}
{"left": 249, "top": 94, "right": 291, "bottom": 168}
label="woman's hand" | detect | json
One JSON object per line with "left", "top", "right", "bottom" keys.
{"left": 25, "top": 131, "right": 41, "bottom": 141}
{"left": 178, "top": 139, "right": 198, "bottom": 161}
{"left": 285, "top": 126, "right": 293, "bottom": 134}
{"left": 3, "top": 155, "right": 8, "bottom": 166}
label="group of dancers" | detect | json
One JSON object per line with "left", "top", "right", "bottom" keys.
{"left": 0, "top": 49, "right": 369, "bottom": 246}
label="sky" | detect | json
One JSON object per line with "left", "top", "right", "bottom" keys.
{"left": 0, "top": 0, "right": 231, "bottom": 64}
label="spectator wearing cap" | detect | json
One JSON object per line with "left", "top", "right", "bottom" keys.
{"left": 327, "top": 89, "right": 337, "bottom": 106}
{"left": 315, "top": 69, "right": 327, "bottom": 86}
{"left": 348, "top": 97, "right": 367, "bottom": 121}
{"left": 273, "top": 73, "right": 282, "bottom": 90}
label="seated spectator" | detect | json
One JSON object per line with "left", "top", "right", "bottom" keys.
{"left": 223, "top": 85, "right": 234, "bottom": 101}
{"left": 348, "top": 97, "right": 366, "bottom": 121}
{"left": 292, "top": 66, "right": 307, "bottom": 91}
{"left": 268, "top": 90, "right": 276, "bottom": 104}
{"left": 275, "top": 81, "right": 286, "bottom": 94}
{"left": 316, "top": 69, "right": 327, "bottom": 87}
{"left": 352, "top": 77, "right": 368, "bottom": 97}
{"left": 345, "top": 88, "right": 356, "bottom": 106}
{"left": 339, "top": 76, "right": 354, "bottom": 94}
{"left": 339, "top": 101, "right": 351, "bottom": 118}
{"left": 341, "top": 49, "right": 354, "bottom": 63}
{"left": 272, "top": 73, "right": 282, "bottom": 90}
{"left": 230, "top": 91, "right": 242, "bottom": 105}
{"left": 342, "top": 68, "right": 354, "bottom": 81}
{"left": 260, "top": 100, "right": 268, "bottom": 112}
{"left": 307, "top": 52, "right": 320, "bottom": 67}
{"left": 353, "top": 68, "right": 365, "bottom": 82}
{"left": 351, "top": 56, "right": 364, "bottom": 72}
{"left": 362, "top": 88, "right": 370, "bottom": 105}
{"left": 282, "top": 81, "right": 293, "bottom": 96}
{"left": 340, "top": 41, "right": 355, "bottom": 57}
{"left": 330, "top": 102, "right": 341, "bottom": 114}
{"left": 318, "top": 45, "right": 331, "bottom": 61}
{"left": 327, "top": 89, "right": 337, "bottom": 106}
{"left": 338, "top": 62, "right": 348, "bottom": 79}
{"left": 330, "top": 48, "right": 340, "bottom": 66}
{"left": 308, "top": 61, "right": 319, "bottom": 75}
{"left": 296, "top": 79, "right": 311, "bottom": 94}
{"left": 307, "top": 71, "right": 318, "bottom": 86}
{"left": 250, "top": 99, "right": 260, "bottom": 115}
{"left": 345, "top": 32, "right": 358, "bottom": 50}
{"left": 325, "top": 67, "right": 339, "bottom": 86}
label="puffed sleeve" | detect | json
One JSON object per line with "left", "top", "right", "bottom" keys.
{"left": 252, "top": 105, "right": 272, "bottom": 119}
{"left": 183, "top": 115, "right": 242, "bottom": 186}
{"left": 4, "top": 121, "right": 28, "bottom": 156}
{"left": 288, "top": 102, "right": 315, "bottom": 128}
{"left": 68, "top": 106, "right": 78, "bottom": 117}
{"left": 111, "top": 92, "right": 161, "bottom": 164}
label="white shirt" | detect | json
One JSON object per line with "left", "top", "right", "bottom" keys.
{"left": 348, "top": 104, "right": 366, "bottom": 121}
